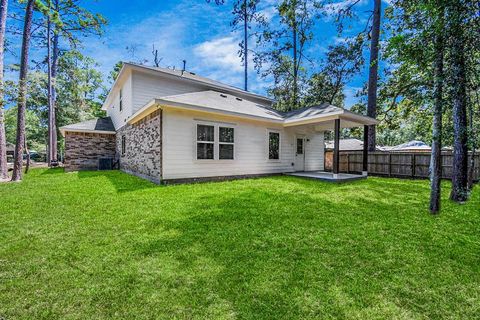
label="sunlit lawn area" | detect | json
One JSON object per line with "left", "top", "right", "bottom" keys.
{"left": 0, "top": 168, "right": 479, "bottom": 319}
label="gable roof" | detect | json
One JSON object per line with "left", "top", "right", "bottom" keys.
{"left": 102, "top": 62, "right": 274, "bottom": 111}
{"left": 153, "top": 90, "right": 284, "bottom": 122}
{"left": 128, "top": 63, "right": 274, "bottom": 101}
{"left": 60, "top": 117, "right": 115, "bottom": 135}
{"left": 129, "top": 90, "right": 379, "bottom": 127}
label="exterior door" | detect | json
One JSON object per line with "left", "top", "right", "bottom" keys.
{"left": 294, "top": 136, "right": 305, "bottom": 171}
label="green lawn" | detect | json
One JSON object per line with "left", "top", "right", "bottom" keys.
{"left": 0, "top": 169, "right": 479, "bottom": 319}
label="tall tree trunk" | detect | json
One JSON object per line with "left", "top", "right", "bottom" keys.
{"left": 366, "top": 0, "right": 381, "bottom": 151}
{"left": 50, "top": 0, "right": 59, "bottom": 164}
{"left": 429, "top": 7, "right": 444, "bottom": 214}
{"left": 47, "top": 4, "right": 53, "bottom": 165}
{"left": 243, "top": 0, "right": 248, "bottom": 92}
{"left": 449, "top": 9, "right": 468, "bottom": 202}
{"left": 0, "top": 0, "right": 8, "bottom": 180}
{"left": 467, "top": 90, "right": 477, "bottom": 190}
{"left": 291, "top": 0, "right": 297, "bottom": 110}
{"left": 11, "top": 0, "right": 34, "bottom": 182}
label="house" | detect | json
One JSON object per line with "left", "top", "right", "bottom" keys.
{"left": 379, "top": 140, "right": 431, "bottom": 152}
{"left": 60, "top": 63, "right": 378, "bottom": 184}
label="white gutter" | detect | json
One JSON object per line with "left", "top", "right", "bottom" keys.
{"left": 128, "top": 99, "right": 379, "bottom": 127}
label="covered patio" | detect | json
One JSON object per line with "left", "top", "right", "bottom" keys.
{"left": 283, "top": 104, "right": 378, "bottom": 182}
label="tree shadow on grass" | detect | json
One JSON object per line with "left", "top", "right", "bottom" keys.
{"left": 75, "top": 170, "right": 158, "bottom": 194}
{"left": 126, "top": 180, "right": 442, "bottom": 318}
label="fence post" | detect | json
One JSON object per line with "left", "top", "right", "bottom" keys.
{"left": 412, "top": 154, "right": 416, "bottom": 178}
{"left": 346, "top": 153, "right": 350, "bottom": 173}
{"left": 388, "top": 153, "right": 392, "bottom": 177}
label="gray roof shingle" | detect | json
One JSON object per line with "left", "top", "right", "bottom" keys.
{"left": 284, "top": 103, "right": 343, "bottom": 121}
{"left": 60, "top": 117, "right": 115, "bottom": 133}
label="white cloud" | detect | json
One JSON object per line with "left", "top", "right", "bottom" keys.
{"left": 195, "top": 36, "right": 243, "bottom": 73}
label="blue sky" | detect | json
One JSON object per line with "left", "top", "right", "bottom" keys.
{"left": 6, "top": 0, "right": 391, "bottom": 108}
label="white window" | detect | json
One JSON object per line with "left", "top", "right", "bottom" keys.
{"left": 196, "top": 123, "right": 235, "bottom": 160}
{"left": 219, "top": 127, "right": 234, "bottom": 160}
{"left": 119, "top": 89, "right": 123, "bottom": 112}
{"left": 268, "top": 131, "right": 280, "bottom": 160}
{"left": 197, "top": 124, "right": 214, "bottom": 159}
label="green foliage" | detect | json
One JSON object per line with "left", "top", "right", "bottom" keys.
{"left": 375, "top": 0, "right": 480, "bottom": 147}
{"left": 0, "top": 169, "right": 479, "bottom": 318}
{"left": 3, "top": 50, "right": 105, "bottom": 152}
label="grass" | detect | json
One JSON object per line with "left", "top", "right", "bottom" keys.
{"left": 0, "top": 169, "right": 479, "bottom": 320}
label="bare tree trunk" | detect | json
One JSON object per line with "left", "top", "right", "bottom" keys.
{"left": 0, "top": 0, "right": 8, "bottom": 180}
{"left": 292, "top": 0, "right": 298, "bottom": 110}
{"left": 50, "top": 0, "right": 59, "bottom": 164}
{"left": 449, "top": 12, "right": 468, "bottom": 202}
{"left": 366, "top": 0, "right": 381, "bottom": 151}
{"left": 47, "top": 4, "right": 53, "bottom": 165}
{"left": 467, "top": 90, "right": 477, "bottom": 190}
{"left": 429, "top": 7, "right": 444, "bottom": 214}
{"left": 243, "top": 0, "right": 248, "bottom": 92}
{"left": 11, "top": 0, "right": 34, "bottom": 182}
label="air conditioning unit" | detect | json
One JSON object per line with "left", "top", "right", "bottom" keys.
{"left": 98, "top": 158, "right": 113, "bottom": 170}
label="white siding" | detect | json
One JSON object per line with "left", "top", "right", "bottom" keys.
{"left": 107, "top": 75, "right": 132, "bottom": 129}
{"left": 132, "top": 71, "right": 206, "bottom": 113}
{"left": 131, "top": 70, "right": 273, "bottom": 114}
{"left": 162, "top": 108, "right": 297, "bottom": 180}
{"left": 305, "top": 132, "right": 325, "bottom": 171}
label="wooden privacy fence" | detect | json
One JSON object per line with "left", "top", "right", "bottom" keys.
{"left": 330, "top": 151, "right": 480, "bottom": 181}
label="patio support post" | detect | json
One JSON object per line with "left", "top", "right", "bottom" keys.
{"left": 333, "top": 118, "right": 340, "bottom": 178}
{"left": 363, "top": 125, "right": 368, "bottom": 176}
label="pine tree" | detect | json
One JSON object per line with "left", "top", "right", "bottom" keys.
{"left": 12, "top": 0, "right": 35, "bottom": 181}
{"left": 0, "top": 0, "right": 8, "bottom": 180}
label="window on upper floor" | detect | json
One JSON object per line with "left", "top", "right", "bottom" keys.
{"left": 119, "top": 89, "right": 123, "bottom": 112}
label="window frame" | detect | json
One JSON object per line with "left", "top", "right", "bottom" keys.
{"left": 194, "top": 121, "right": 236, "bottom": 161}
{"left": 121, "top": 135, "right": 126, "bottom": 156}
{"left": 218, "top": 126, "right": 235, "bottom": 160}
{"left": 119, "top": 89, "right": 123, "bottom": 112}
{"left": 267, "top": 130, "right": 281, "bottom": 161}
{"left": 196, "top": 124, "right": 215, "bottom": 160}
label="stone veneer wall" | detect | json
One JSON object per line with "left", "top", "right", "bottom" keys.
{"left": 64, "top": 132, "right": 116, "bottom": 172}
{"left": 116, "top": 109, "right": 162, "bottom": 183}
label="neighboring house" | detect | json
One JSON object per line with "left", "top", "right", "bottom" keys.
{"left": 60, "top": 63, "right": 377, "bottom": 183}
{"left": 379, "top": 140, "right": 431, "bottom": 152}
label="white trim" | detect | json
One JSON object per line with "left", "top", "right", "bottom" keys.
{"left": 129, "top": 98, "right": 379, "bottom": 128}
{"left": 194, "top": 121, "right": 236, "bottom": 161}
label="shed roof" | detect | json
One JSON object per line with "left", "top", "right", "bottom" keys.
{"left": 60, "top": 117, "right": 115, "bottom": 135}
